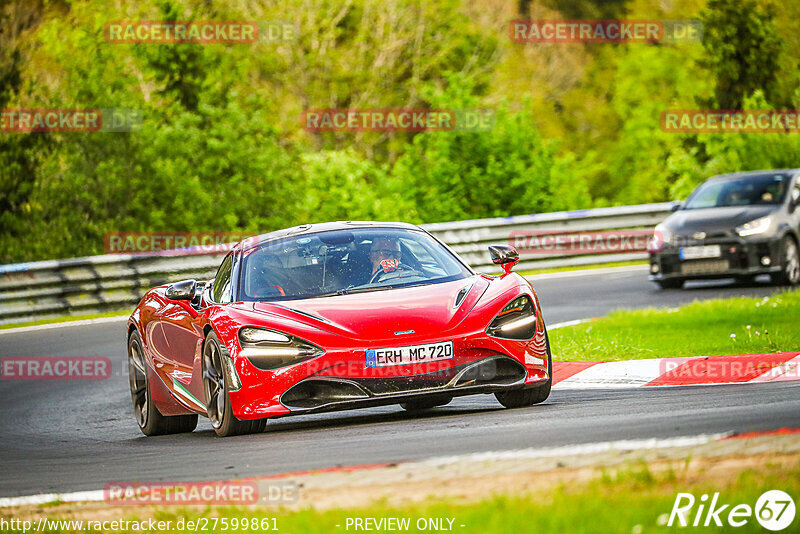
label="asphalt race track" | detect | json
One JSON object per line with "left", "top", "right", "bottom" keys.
{"left": 1, "top": 266, "right": 797, "bottom": 498}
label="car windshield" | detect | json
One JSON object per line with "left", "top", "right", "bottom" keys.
{"left": 683, "top": 174, "right": 789, "bottom": 209}
{"left": 238, "top": 227, "right": 471, "bottom": 301}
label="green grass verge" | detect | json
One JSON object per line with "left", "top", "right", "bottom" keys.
{"left": 515, "top": 259, "right": 647, "bottom": 276}
{"left": 15, "top": 458, "right": 798, "bottom": 533}
{"left": 0, "top": 309, "right": 129, "bottom": 330}
{"left": 550, "top": 290, "right": 800, "bottom": 361}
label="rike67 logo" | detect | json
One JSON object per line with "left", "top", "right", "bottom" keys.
{"left": 666, "top": 490, "right": 795, "bottom": 530}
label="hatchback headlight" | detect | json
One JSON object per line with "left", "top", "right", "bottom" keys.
{"left": 238, "top": 327, "right": 324, "bottom": 370}
{"left": 647, "top": 223, "right": 673, "bottom": 253}
{"left": 487, "top": 295, "right": 537, "bottom": 340}
{"left": 735, "top": 215, "right": 772, "bottom": 237}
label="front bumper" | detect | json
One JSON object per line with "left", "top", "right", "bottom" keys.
{"left": 649, "top": 236, "right": 782, "bottom": 280}
{"left": 228, "top": 328, "right": 550, "bottom": 420}
{"left": 279, "top": 354, "right": 533, "bottom": 414}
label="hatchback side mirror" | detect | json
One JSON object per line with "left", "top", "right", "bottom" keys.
{"left": 488, "top": 245, "right": 519, "bottom": 275}
{"left": 165, "top": 279, "right": 197, "bottom": 301}
{"left": 670, "top": 201, "right": 683, "bottom": 212}
{"left": 791, "top": 188, "right": 800, "bottom": 209}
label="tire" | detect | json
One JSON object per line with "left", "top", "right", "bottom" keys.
{"left": 770, "top": 236, "right": 800, "bottom": 286}
{"left": 495, "top": 328, "right": 552, "bottom": 409}
{"left": 128, "top": 331, "right": 198, "bottom": 436}
{"left": 656, "top": 278, "right": 684, "bottom": 289}
{"left": 202, "top": 332, "right": 267, "bottom": 437}
{"left": 400, "top": 396, "right": 452, "bottom": 412}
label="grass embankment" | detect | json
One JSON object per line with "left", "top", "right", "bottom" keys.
{"left": 516, "top": 259, "right": 647, "bottom": 277}
{"left": 550, "top": 290, "right": 800, "bottom": 361}
{"left": 8, "top": 457, "right": 798, "bottom": 533}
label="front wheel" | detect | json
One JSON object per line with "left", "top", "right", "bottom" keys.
{"left": 128, "top": 331, "right": 198, "bottom": 436}
{"left": 202, "top": 332, "right": 266, "bottom": 437}
{"left": 495, "top": 328, "right": 552, "bottom": 408}
{"left": 770, "top": 236, "right": 800, "bottom": 286}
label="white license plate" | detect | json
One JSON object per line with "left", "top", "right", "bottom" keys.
{"left": 679, "top": 245, "right": 721, "bottom": 260}
{"left": 681, "top": 259, "right": 730, "bottom": 275}
{"left": 366, "top": 341, "right": 453, "bottom": 368}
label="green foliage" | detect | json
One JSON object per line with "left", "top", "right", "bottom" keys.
{"left": 299, "top": 149, "right": 412, "bottom": 223}
{"left": 700, "top": 0, "right": 783, "bottom": 108}
{"left": 392, "top": 74, "right": 589, "bottom": 222}
{"left": 668, "top": 93, "right": 800, "bottom": 199}
{"left": 588, "top": 43, "right": 710, "bottom": 205}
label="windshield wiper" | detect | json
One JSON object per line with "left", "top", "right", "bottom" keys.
{"left": 307, "top": 286, "right": 395, "bottom": 298}
{"left": 336, "top": 285, "right": 394, "bottom": 295}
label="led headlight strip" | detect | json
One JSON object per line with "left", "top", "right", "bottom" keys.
{"left": 486, "top": 295, "right": 537, "bottom": 340}
{"left": 238, "top": 327, "right": 325, "bottom": 371}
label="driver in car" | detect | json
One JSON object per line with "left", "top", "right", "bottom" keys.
{"left": 369, "top": 238, "right": 402, "bottom": 282}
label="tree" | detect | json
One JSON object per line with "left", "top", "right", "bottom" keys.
{"left": 700, "top": 0, "right": 783, "bottom": 109}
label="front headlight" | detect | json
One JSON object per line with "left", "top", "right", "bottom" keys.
{"left": 487, "top": 295, "right": 537, "bottom": 340}
{"left": 736, "top": 215, "right": 772, "bottom": 237}
{"left": 238, "top": 327, "right": 324, "bottom": 370}
{"left": 647, "top": 223, "right": 673, "bottom": 253}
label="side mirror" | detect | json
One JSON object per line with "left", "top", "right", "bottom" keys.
{"left": 670, "top": 201, "right": 683, "bottom": 212}
{"left": 165, "top": 279, "right": 197, "bottom": 301}
{"left": 488, "top": 245, "right": 519, "bottom": 275}
{"left": 790, "top": 188, "right": 800, "bottom": 209}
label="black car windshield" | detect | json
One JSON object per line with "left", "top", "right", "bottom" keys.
{"left": 683, "top": 174, "right": 789, "bottom": 209}
{"left": 238, "top": 228, "right": 471, "bottom": 301}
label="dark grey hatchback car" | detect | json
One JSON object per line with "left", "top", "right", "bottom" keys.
{"left": 648, "top": 169, "right": 800, "bottom": 289}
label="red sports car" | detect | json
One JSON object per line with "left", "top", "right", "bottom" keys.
{"left": 127, "top": 222, "right": 551, "bottom": 437}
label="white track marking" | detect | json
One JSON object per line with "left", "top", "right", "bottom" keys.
{"left": 555, "top": 359, "right": 670, "bottom": 388}
{"left": 548, "top": 318, "right": 595, "bottom": 330}
{"left": 420, "top": 433, "right": 730, "bottom": 466}
{"left": 0, "top": 490, "right": 104, "bottom": 507}
{"left": 0, "top": 315, "right": 128, "bottom": 335}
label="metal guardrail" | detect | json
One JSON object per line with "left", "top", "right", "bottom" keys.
{"left": 0, "top": 202, "right": 672, "bottom": 325}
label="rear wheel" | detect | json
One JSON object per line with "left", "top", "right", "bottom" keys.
{"left": 128, "top": 331, "right": 198, "bottom": 436}
{"left": 656, "top": 278, "right": 684, "bottom": 289}
{"left": 771, "top": 236, "right": 800, "bottom": 286}
{"left": 203, "top": 332, "right": 266, "bottom": 437}
{"left": 495, "top": 329, "right": 552, "bottom": 408}
{"left": 400, "top": 396, "right": 452, "bottom": 412}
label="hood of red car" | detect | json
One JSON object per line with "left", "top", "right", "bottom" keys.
{"left": 251, "top": 276, "right": 488, "bottom": 340}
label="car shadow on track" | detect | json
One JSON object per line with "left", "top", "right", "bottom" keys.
{"left": 262, "top": 405, "right": 505, "bottom": 434}
{"left": 653, "top": 276, "right": 790, "bottom": 295}
{"left": 167, "top": 400, "right": 562, "bottom": 439}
